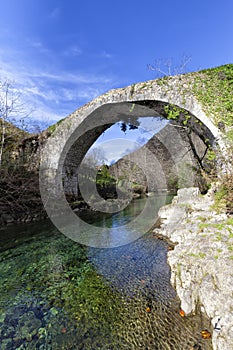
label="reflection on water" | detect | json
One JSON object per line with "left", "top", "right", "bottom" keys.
{"left": 0, "top": 196, "right": 212, "bottom": 349}
{"left": 65, "top": 194, "right": 169, "bottom": 248}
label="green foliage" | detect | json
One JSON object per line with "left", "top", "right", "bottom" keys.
{"left": 163, "top": 104, "right": 193, "bottom": 129}
{"left": 157, "top": 64, "right": 233, "bottom": 144}
{"left": 156, "top": 76, "right": 170, "bottom": 86}
{"left": 206, "top": 149, "right": 216, "bottom": 161}
{"left": 130, "top": 182, "right": 145, "bottom": 194}
{"left": 188, "top": 252, "right": 206, "bottom": 258}
{"left": 96, "top": 165, "right": 116, "bottom": 186}
{"left": 212, "top": 173, "right": 233, "bottom": 214}
{"left": 163, "top": 104, "right": 181, "bottom": 120}
{"left": 167, "top": 174, "right": 179, "bottom": 192}
{"left": 138, "top": 82, "right": 148, "bottom": 90}
{"left": 130, "top": 83, "right": 136, "bottom": 96}
{"left": 190, "top": 65, "right": 233, "bottom": 214}
{"left": 47, "top": 117, "right": 66, "bottom": 134}
{"left": 193, "top": 64, "right": 233, "bottom": 133}
{"left": 226, "top": 217, "right": 233, "bottom": 226}
{"left": 197, "top": 216, "right": 207, "bottom": 222}
{"left": 0, "top": 118, "right": 28, "bottom": 166}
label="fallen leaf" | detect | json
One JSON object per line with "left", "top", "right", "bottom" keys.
{"left": 179, "top": 309, "right": 185, "bottom": 317}
{"left": 201, "top": 329, "right": 211, "bottom": 339}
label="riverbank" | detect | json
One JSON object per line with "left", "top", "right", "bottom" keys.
{"left": 154, "top": 187, "right": 233, "bottom": 350}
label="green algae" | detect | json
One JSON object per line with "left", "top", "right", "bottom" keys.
{"left": 0, "top": 211, "right": 213, "bottom": 349}
{"left": 0, "top": 222, "right": 126, "bottom": 348}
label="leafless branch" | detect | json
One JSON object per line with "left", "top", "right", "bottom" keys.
{"left": 147, "top": 54, "right": 192, "bottom": 78}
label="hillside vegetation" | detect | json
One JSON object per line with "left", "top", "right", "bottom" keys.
{"left": 193, "top": 64, "right": 233, "bottom": 213}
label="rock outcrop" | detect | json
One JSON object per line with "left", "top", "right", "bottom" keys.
{"left": 110, "top": 122, "right": 209, "bottom": 194}
{"left": 154, "top": 187, "right": 233, "bottom": 350}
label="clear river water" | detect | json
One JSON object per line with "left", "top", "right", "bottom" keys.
{"left": 0, "top": 196, "right": 212, "bottom": 350}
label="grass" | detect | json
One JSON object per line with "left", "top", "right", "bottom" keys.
{"left": 191, "top": 65, "right": 233, "bottom": 213}
{"left": 47, "top": 117, "right": 66, "bottom": 134}
{"left": 188, "top": 252, "right": 206, "bottom": 258}
{"left": 198, "top": 222, "right": 209, "bottom": 233}
{"left": 193, "top": 64, "right": 233, "bottom": 133}
{"left": 197, "top": 216, "right": 208, "bottom": 222}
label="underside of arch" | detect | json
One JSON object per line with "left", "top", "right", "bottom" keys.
{"left": 60, "top": 99, "right": 218, "bottom": 198}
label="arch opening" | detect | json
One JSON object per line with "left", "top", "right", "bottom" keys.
{"left": 62, "top": 100, "right": 217, "bottom": 202}
{"left": 39, "top": 98, "right": 220, "bottom": 247}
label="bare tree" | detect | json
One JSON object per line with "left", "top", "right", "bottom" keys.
{"left": 147, "top": 54, "right": 191, "bottom": 78}
{"left": 0, "top": 79, "right": 29, "bottom": 166}
{"left": 83, "top": 147, "right": 107, "bottom": 167}
{"left": 0, "top": 79, "right": 45, "bottom": 223}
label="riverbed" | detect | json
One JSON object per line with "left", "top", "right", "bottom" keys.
{"left": 0, "top": 196, "right": 212, "bottom": 349}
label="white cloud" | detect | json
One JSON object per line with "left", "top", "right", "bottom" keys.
{"left": 31, "top": 71, "right": 112, "bottom": 86}
{"left": 62, "top": 45, "right": 83, "bottom": 57}
{"left": 0, "top": 44, "right": 118, "bottom": 130}
{"left": 76, "top": 87, "right": 101, "bottom": 100}
{"left": 27, "top": 40, "right": 51, "bottom": 54}
{"left": 93, "top": 139, "right": 141, "bottom": 165}
{"left": 23, "top": 86, "right": 53, "bottom": 100}
{"left": 101, "top": 51, "right": 113, "bottom": 59}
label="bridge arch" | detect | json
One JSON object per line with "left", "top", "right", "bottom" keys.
{"left": 41, "top": 81, "right": 223, "bottom": 169}
{"left": 39, "top": 78, "right": 224, "bottom": 247}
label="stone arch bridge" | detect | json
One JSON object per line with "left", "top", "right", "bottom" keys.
{"left": 39, "top": 75, "right": 224, "bottom": 241}
{"left": 40, "top": 76, "right": 223, "bottom": 183}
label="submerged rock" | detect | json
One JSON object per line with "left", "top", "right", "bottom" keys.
{"left": 1, "top": 338, "right": 14, "bottom": 350}
{"left": 16, "top": 310, "right": 42, "bottom": 341}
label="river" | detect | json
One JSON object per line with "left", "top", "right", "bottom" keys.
{"left": 0, "top": 196, "right": 212, "bottom": 349}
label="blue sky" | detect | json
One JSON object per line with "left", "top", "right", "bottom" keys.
{"left": 0, "top": 0, "right": 232, "bottom": 131}
{"left": 86, "top": 117, "right": 168, "bottom": 164}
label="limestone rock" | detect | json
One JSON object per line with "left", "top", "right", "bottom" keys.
{"left": 154, "top": 187, "right": 233, "bottom": 350}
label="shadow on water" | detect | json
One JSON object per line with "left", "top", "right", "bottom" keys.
{"left": 0, "top": 196, "right": 212, "bottom": 349}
